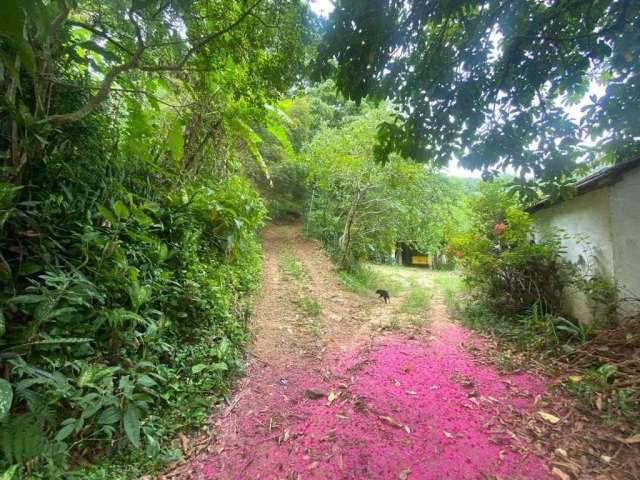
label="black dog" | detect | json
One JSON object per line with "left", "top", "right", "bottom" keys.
{"left": 376, "top": 289, "right": 390, "bottom": 303}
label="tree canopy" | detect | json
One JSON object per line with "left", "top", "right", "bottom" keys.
{"left": 314, "top": 0, "right": 640, "bottom": 185}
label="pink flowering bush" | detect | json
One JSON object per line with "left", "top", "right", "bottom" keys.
{"left": 450, "top": 183, "right": 576, "bottom": 315}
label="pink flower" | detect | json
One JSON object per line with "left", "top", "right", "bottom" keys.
{"left": 454, "top": 250, "right": 464, "bottom": 258}
{"left": 494, "top": 223, "right": 506, "bottom": 235}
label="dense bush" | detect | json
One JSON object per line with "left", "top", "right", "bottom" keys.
{"left": 0, "top": 132, "right": 265, "bottom": 476}
{"left": 450, "top": 182, "right": 577, "bottom": 315}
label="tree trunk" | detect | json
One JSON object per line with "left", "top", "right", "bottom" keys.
{"left": 339, "top": 187, "right": 364, "bottom": 266}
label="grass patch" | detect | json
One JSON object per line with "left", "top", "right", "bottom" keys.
{"left": 432, "top": 271, "right": 465, "bottom": 312}
{"left": 399, "top": 287, "right": 432, "bottom": 316}
{"left": 300, "top": 318, "right": 322, "bottom": 338}
{"left": 381, "top": 316, "right": 402, "bottom": 332}
{"left": 280, "top": 248, "right": 305, "bottom": 280}
{"left": 292, "top": 296, "right": 322, "bottom": 317}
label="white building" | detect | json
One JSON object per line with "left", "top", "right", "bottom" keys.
{"left": 529, "top": 158, "right": 640, "bottom": 322}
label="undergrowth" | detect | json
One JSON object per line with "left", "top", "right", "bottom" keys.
{"left": 280, "top": 250, "right": 323, "bottom": 338}
{"left": 280, "top": 248, "right": 306, "bottom": 281}
{"left": 461, "top": 302, "right": 640, "bottom": 426}
{"left": 292, "top": 297, "right": 322, "bottom": 317}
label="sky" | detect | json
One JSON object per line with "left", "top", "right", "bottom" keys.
{"left": 309, "top": 0, "right": 334, "bottom": 17}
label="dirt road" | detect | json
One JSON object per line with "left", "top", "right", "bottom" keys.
{"left": 170, "top": 225, "right": 555, "bottom": 479}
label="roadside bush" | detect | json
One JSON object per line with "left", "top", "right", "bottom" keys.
{"left": 0, "top": 130, "right": 265, "bottom": 477}
{"left": 450, "top": 182, "right": 577, "bottom": 316}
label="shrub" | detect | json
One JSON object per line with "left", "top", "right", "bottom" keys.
{"left": 450, "top": 183, "right": 577, "bottom": 315}
{"left": 0, "top": 149, "right": 265, "bottom": 477}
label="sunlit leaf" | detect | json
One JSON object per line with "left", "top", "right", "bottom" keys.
{"left": 0, "top": 379, "right": 13, "bottom": 419}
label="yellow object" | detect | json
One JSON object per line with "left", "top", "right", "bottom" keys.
{"left": 411, "top": 255, "right": 429, "bottom": 265}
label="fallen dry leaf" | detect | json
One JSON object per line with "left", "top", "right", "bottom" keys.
{"left": 538, "top": 411, "right": 561, "bottom": 424}
{"left": 567, "top": 375, "right": 583, "bottom": 382}
{"left": 405, "top": 390, "right": 417, "bottom": 395}
{"left": 615, "top": 433, "right": 640, "bottom": 444}
{"left": 443, "top": 431, "right": 453, "bottom": 438}
{"left": 399, "top": 468, "right": 411, "bottom": 480}
{"left": 551, "top": 467, "right": 571, "bottom": 480}
{"left": 379, "top": 415, "right": 404, "bottom": 428}
{"left": 177, "top": 433, "right": 190, "bottom": 454}
{"left": 554, "top": 448, "right": 567, "bottom": 458}
{"left": 595, "top": 393, "right": 603, "bottom": 411}
{"left": 327, "top": 391, "right": 338, "bottom": 406}
{"left": 305, "top": 388, "right": 326, "bottom": 400}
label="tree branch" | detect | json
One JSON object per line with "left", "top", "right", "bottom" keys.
{"left": 67, "top": 20, "right": 134, "bottom": 56}
{"left": 140, "top": 0, "right": 265, "bottom": 72}
{"left": 43, "top": 9, "right": 145, "bottom": 125}
{"left": 40, "top": 0, "right": 265, "bottom": 124}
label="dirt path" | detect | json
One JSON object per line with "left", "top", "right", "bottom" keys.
{"left": 169, "top": 225, "right": 556, "bottom": 479}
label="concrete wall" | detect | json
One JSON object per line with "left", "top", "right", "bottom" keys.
{"left": 609, "top": 168, "right": 640, "bottom": 304}
{"left": 532, "top": 188, "right": 614, "bottom": 323}
{"left": 532, "top": 166, "right": 640, "bottom": 321}
{"left": 533, "top": 187, "right": 615, "bottom": 279}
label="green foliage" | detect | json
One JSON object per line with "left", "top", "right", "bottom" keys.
{"left": 432, "top": 271, "right": 466, "bottom": 313}
{"left": 337, "top": 264, "right": 400, "bottom": 297}
{"left": 564, "top": 364, "right": 637, "bottom": 424}
{"left": 0, "top": 1, "right": 307, "bottom": 478}
{"left": 0, "top": 380, "right": 12, "bottom": 420}
{"left": 302, "top": 104, "right": 469, "bottom": 267}
{"left": 450, "top": 182, "right": 577, "bottom": 315}
{"left": 280, "top": 248, "right": 306, "bottom": 281}
{"left": 315, "top": 0, "right": 640, "bottom": 189}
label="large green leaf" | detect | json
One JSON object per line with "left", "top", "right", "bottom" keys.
{"left": 0, "top": 465, "right": 19, "bottom": 480}
{"left": 0, "top": 379, "right": 14, "bottom": 419}
{"left": 96, "top": 203, "right": 117, "bottom": 225}
{"left": 54, "top": 422, "right": 76, "bottom": 442}
{"left": 123, "top": 405, "right": 141, "bottom": 448}
{"left": 167, "top": 119, "right": 184, "bottom": 163}
{"left": 0, "top": 0, "right": 36, "bottom": 74}
{"left": 112, "top": 200, "right": 130, "bottom": 220}
{"left": 12, "top": 337, "right": 93, "bottom": 348}
{"left": 97, "top": 407, "right": 120, "bottom": 425}
{"left": 232, "top": 117, "right": 270, "bottom": 182}
{"left": 266, "top": 120, "right": 295, "bottom": 158}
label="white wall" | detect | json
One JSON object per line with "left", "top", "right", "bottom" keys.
{"left": 609, "top": 168, "right": 640, "bottom": 303}
{"left": 533, "top": 187, "right": 615, "bottom": 279}
{"left": 532, "top": 188, "right": 614, "bottom": 323}
{"left": 532, "top": 166, "right": 640, "bottom": 320}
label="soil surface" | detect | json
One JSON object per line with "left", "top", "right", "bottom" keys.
{"left": 163, "top": 225, "right": 634, "bottom": 480}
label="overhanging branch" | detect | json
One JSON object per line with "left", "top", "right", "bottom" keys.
{"left": 40, "top": 0, "right": 265, "bottom": 125}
